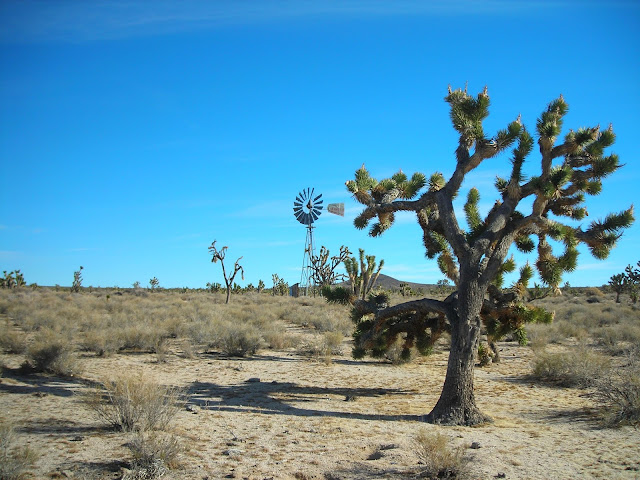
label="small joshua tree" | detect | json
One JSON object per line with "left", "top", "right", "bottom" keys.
{"left": 609, "top": 273, "right": 627, "bottom": 303}
{"left": 310, "top": 245, "right": 351, "bottom": 287}
{"left": 71, "top": 266, "right": 83, "bottom": 293}
{"left": 257, "top": 279, "right": 265, "bottom": 293}
{"left": 271, "top": 274, "right": 289, "bottom": 296}
{"left": 624, "top": 261, "right": 640, "bottom": 303}
{"left": 344, "top": 248, "right": 384, "bottom": 301}
{"left": 209, "top": 241, "right": 244, "bottom": 304}
{"left": 343, "top": 86, "right": 634, "bottom": 425}
{"left": 149, "top": 277, "right": 159, "bottom": 291}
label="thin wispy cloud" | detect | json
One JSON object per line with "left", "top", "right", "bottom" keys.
{"left": 1, "top": 0, "right": 579, "bottom": 43}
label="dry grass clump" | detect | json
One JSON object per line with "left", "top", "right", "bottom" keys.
{"left": 0, "top": 422, "right": 37, "bottom": 480}
{"left": 531, "top": 346, "right": 610, "bottom": 387}
{"left": 124, "top": 431, "right": 183, "bottom": 479}
{"left": 592, "top": 353, "right": 640, "bottom": 426}
{"left": 413, "top": 429, "right": 469, "bottom": 479}
{"left": 214, "top": 321, "right": 263, "bottom": 357}
{"left": 87, "top": 373, "right": 183, "bottom": 432}
{"left": 0, "top": 323, "right": 27, "bottom": 354}
{"left": 23, "top": 329, "right": 81, "bottom": 376}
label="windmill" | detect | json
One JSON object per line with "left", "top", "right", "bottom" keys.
{"left": 293, "top": 188, "right": 344, "bottom": 295}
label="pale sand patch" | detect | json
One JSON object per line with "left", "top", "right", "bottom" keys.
{"left": 1, "top": 341, "right": 639, "bottom": 479}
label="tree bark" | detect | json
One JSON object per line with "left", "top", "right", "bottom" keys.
{"left": 426, "top": 279, "right": 492, "bottom": 426}
{"left": 225, "top": 286, "right": 231, "bottom": 304}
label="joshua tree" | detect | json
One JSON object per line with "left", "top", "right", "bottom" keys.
{"left": 257, "top": 279, "right": 265, "bottom": 293}
{"left": 1, "top": 270, "right": 25, "bottom": 289}
{"left": 71, "top": 266, "right": 83, "bottom": 293}
{"left": 271, "top": 274, "right": 289, "bottom": 296}
{"left": 149, "top": 277, "right": 159, "bottom": 291}
{"left": 310, "top": 245, "right": 351, "bottom": 287}
{"left": 344, "top": 248, "right": 384, "bottom": 301}
{"left": 624, "top": 261, "right": 640, "bottom": 303}
{"left": 344, "top": 86, "right": 634, "bottom": 425}
{"left": 209, "top": 241, "right": 244, "bottom": 304}
{"left": 609, "top": 273, "right": 627, "bottom": 303}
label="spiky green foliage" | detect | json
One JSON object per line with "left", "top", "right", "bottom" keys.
{"left": 343, "top": 248, "right": 384, "bottom": 301}
{"left": 1, "top": 270, "right": 26, "bottom": 289}
{"left": 345, "top": 86, "right": 633, "bottom": 408}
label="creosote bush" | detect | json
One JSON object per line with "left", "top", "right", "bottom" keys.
{"left": 414, "top": 429, "right": 468, "bottom": 479}
{"left": 87, "top": 373, "right": 182, "bottom": 432}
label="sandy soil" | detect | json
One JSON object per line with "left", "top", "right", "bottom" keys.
{"left": 1, "top": 334, "right": 639, "bottom": 480}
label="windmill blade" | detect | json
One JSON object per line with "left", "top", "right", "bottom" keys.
{"left": 296, "top": 192, "right": 304, "bottom": 203}
{"left": 313, "top": 193, "right": 322, "bottom": 203}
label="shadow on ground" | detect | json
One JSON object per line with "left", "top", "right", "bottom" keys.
{"left": 186, "top": 378, "right": 426, "bottom": 422}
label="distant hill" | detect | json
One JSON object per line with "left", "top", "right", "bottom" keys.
{"left": 346, "top": 273, "right": 435, "bottom": 291}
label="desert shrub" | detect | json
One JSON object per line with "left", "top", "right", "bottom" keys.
{"left": 297, "top": 331, "right": 344, "bottom": 361}
{"left": 0, "top": 422, "right": 37, "bottom": 480}
{"left": 23, "top": 331, "right": 80, "bottom": 376}
{"left": 87, "top": 373, "right": 182, "bottom": 432}
{"left": 261, "top": 325, "right": 296, "bottom": 350}
{"left": 592, "top": 354, "right": 640, "bottom": 426}
{"left": 382, "top": 336, "right": 415, "bottom": 365}
{"left": 531, "top": 347, "right": 610, "bottom": 387}
{"left": 413, "top": 429, "right": 468, "bottom": 479}
{"left": 214, "top": 322, "right": 263, "bottom": 357}
{"left": 0, "top": 325, "right": 26, "bottom": 354}
{"left": 124, "top": 431, "right": 183, "bottom": 479}
{"left": 477, "top": 343, "right": 494, "bottom": 367}
{"left": 116, "top": 325, "right": 165, "bottom": 352}
{"left": 584, "top": 287, "right": 604, "bottom": 298}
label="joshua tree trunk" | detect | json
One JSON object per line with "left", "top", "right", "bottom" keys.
{"left": 427, "top": 278, "right": 491, "bottom": 425}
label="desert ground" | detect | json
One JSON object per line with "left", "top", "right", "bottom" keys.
{"left": 0, "top": 288, "right": 639, "bottom": 479}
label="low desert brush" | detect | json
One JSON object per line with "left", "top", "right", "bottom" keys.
{"left": 414, "top": 429, "right": 468, "bottom": 479}
{"left": 124, "top": 431, "right": 183, "bottom": 479}
{"left": 87, "top": 373, "right": 182, "bottom": 432}
{"left": 531, "top": 347, "right": 610, "bottom": 387}
{"left": 23, "top": 330, "right": 80, "bottom": 376}
{"left": 215, "top": 322, "right": 263, "bottom": 357}
{"left": 592, "top": 354, "right": 640, "bottom": 426}
{"left": 0, "top": 422, "right": 37, "bottom": 480}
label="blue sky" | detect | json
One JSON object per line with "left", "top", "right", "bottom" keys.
{"left": 1, "top": 1, "right": 638, "bottom": 289}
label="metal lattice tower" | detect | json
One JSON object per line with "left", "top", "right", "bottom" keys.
{"left": 293, "top": 188, "right": 323, "bottom": 295}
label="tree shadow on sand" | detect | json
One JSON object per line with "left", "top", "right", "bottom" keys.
{"left": 186, "top": 379, "right": 427, "bottom": 422}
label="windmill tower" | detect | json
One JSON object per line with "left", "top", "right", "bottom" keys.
{"left": 293, "top": 188, "right": 345, "bottom": 295}
{"left": 293, "top": 188, "right": 323, "bottom": 295}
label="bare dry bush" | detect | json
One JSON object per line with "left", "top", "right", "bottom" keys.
{"left": 413, "top": 429, "right": 469, "bottom": 479}
{"left": 23, "top": 329, "right": 81, "bottom": 376}
{"left": 0, "top": 422, "right": 37, "bottom": 480}
{"left": 214, "top": 322, "right": 263, "bottom": 357}
{"left": 87, "top": 373, "right": 182, "bottom": 432}
{"left": 592, "top": 353, "right": 640, "bottom": 426}
{"left": 531, "top": 347, "right": 610, "bottom": 387}
{"left": 0, "top": 324, "right": 26, "bottom": 354}
{"left": 124, "top": 431, "right": 183, "bottom": 479}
